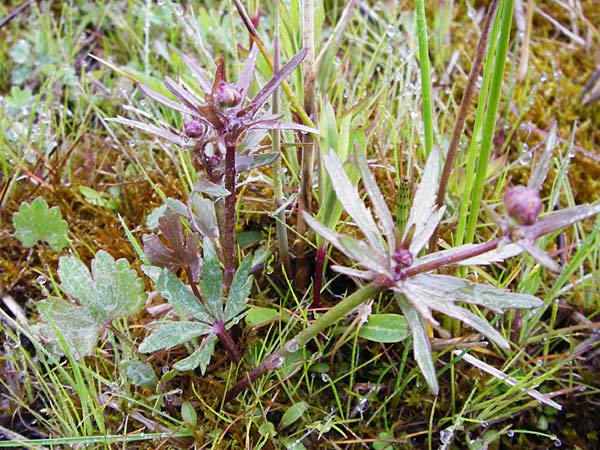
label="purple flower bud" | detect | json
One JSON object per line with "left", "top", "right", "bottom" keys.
{"left": 504, "top": 185, "right": 543, "bottom": 225}
{"left": 184, "top": 120, "right": 205, "bottom": 139}
{"left": 215, "top": 81, "right": 241, "bottom": 108}
{"left": 393, "top": 249, "right": 413, "bottom": 268}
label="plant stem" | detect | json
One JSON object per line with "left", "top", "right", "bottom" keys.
{"left": 415, "top": 0, "right": 435, "bottom": 155}
{"left": 431, "top": 0, "right": 499, "bottom": 251}
{"left": 214, "top": 321, "right": 241, "bottom": 362}
{"left": 223, "top": 141, "right": 238, "bottom": 287}
{"left": 225, "top": 283, "right": 383, "bottom": 401}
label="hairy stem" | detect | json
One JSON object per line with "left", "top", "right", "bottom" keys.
{"left": 226, "top": 283, "right": 383, "bottom": 401}
{"left": 223, "top": 141, "right": 238, "bottom": 287}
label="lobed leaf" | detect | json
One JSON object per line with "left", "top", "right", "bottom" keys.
{"left": 13, "top": 197, "right": 69, "bottom": 252}
{"left": 173, "top": 334, "right": 217, "bottom": 374}
{"left": 138, "top": 321, "right": 212, "bottom": 353}
{"left": 155, "top": 269, "right": 213, "bottom": 324}
{"left": 58, "top": 250, "right": 145, "bottom": 324}
{"left": 37, "top": 297, "right": 101, "bottom": 360}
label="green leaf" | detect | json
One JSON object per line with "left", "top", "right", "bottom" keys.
{"left": 358, "top": 314, "right": 409, "bottom": 343}
{"left": 201, "top": 239, "right": 224, "bottom": 320}
{"left": 225, "top": 255, "right": 253, "bottom": 321}
{"left": 278, "top": 401, "right": 308, "bottom": 430}
{"left": 396, "top": 294, "right": 438, "bottom": 395}
{"left": 173, "top": 334, "right": 217, "bottom": 374}
{"left": 138, "top": 322, "right": 212, "bottom": 353}
{"left": 13, "top": 197, "right": 68, "bottom": 251}
{"left": 37, "top": 297, "right": 101, "bottom": 360}
{"left": 245, "top": 307, "right": 279, "bottom": 326}
{"left": 58, "top": 250, "right": 145, "bottom": 324}
{"left": 122, "top": 360, "right": 158, "bottom": 387}
{"left": 181, "top": 401, "right": 198, "bottom": 427}
{"left": 156, "top": 269, "right": 213, "bottom": 323}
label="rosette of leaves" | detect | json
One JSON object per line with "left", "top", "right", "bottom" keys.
{"left": 302, "top": 148, "right": 600, "bottom": 394}
{"left": 139, "top": 239, "right": 252, "bottom": 374}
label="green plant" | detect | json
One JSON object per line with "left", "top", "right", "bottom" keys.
{"left": 227, "top": 146, "right": 600, "bottom": 398}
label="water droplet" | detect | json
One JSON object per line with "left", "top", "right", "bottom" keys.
{"left": 540, "top": 72, "right": 548, "bottom": 83}
{"left": 37, "top": 275, "right": 47, "bottom": 285}
{"left": 481, "top": 420, "right": 489, "bottom": 428}
{"left": 554, "top": 439, "right": 562, "bottom": 447}
{"left": 440, "top": 427, "right": 454, "bottom": 444}
{"left": 357, "top": 397, "right": 368, "bottom": 412}
{"left": 285, "top": 339, "right": 299, "bottom": 353}
{"left": 507, "top": 430, "right": 515, "bottom": 438}
{"left": 321, "top": 373, "right": 330, "bottom": 382}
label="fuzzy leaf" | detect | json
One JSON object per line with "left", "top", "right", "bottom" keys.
{"left": 322, "top": 150, "right": 383, "bottom": 251}
{"left": 410, "top": 273, "right": 542, "bottom": 314}
{"left": 13, "top": 197, "right": 68, "bottom": 252}
{"left": 225, "top": 255, "right": 253, "bottom": 321}
{"left": 138, "top": 321, "right": 212, "bottom": 353}
{"left": 236, "top": 45, "right": 259, "bottom": 103}
{"left": 107, "top": 116, "right": 187, "bottom": 147}
{"left": 396, "top": 294, "right": 438, "bottom": 394}
{"left": 122, "top": 360, "right": 158, "bottom": 387}
{"left": 155, "top": 269, "right": 213, "bottom": 323}
{"left": 236, "top": 152, "right": 280, "bottom": 172}
{"left": 182, "top": 54, "right": 212, "bottom": 95}
{"left": 37, "top": 297, "right": 101, "bottom": 360}
{"left": 189, "top": 193, "right": 219, "bottom": 239}
{"left": 143, "top": 209, "right": 201, "bottom": 282}
{"left": 58, "top": 250, "right": 145, "bottom": 324}
{"left": 173, "top": 334, "right": 217, "bottom": 374}
{"left": 405, "top": 147, "right": 441, "bottom": 254}
{"left": 201, "top": 239, "right": 224, "bottom": 320}
{"left": 358, "top": 314, "right": 409, "bottom": 343}
{"left": 525, "top": 203, "right": 600, "bottom": 240}
{"left": 356, "top": 151, "right": 396, "bottom": 252}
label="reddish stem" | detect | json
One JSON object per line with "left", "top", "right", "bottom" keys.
{"left": 223, "top": 141, "right": 238, "bottom": 287}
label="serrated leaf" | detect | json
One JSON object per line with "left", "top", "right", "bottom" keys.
{"left": 245, "top": 307, "right": 279, "bottom": 326}
{"left": 225, "top": 256, "right": 253, "bottom": 321}
{"left": 122, "top": 360, "right": 158, "bottom": 387}
{"left": 358, "top": 314, "right": 409, "bottom": 343}
{"left": 155, "top": 269, "right": 213, "bottom": 323}
{"left": 58, "top": 250, "right": 145, "bottom": 324}
{"left": 201, "top": 239, "right": 224, "bottom": 320}
{"left": 395, "top": 294, "right": 438, "bottom": 395}
{"left": 138, "top": 321, "right": 212, "bottom": 353}
{"left": 173, "top": 334, "right": 217, "bottom": 374}
{"left": 37, "top": 297, "right": 101, "bottom": 360}
{"left": 13, "top": 197, "right": 68, "bottom": 251}
{"left": 279, "top": 401, "right": 308, "bottom": 430}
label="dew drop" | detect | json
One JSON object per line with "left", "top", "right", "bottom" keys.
{"left": 507, "top": 430, "right": 515, "bottom": 438}
{"left": 320, "top": 373, "right": 330, "bottom": 382}
{"left": 481, "top": 420, "right": 489, "bottom": 428}
{"left": 285, "top": 339, "right": 299, "bottom": 353}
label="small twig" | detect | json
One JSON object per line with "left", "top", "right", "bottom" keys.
{"left": 0, "top": 0, "right": 31, "bottom": 30}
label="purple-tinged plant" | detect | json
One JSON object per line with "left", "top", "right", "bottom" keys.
{"left": 226, "top": 145, "right": 600, "bottom": 400}
{"left": 110, "top": 45, "right": 317, "bottom": 284}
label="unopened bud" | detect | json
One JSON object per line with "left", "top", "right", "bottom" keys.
{"left": 393, "top": 249, "right": 413, "bottom": 268}
{"left": 504, "top": 185, "right": 542, "bottom": 225}
{"left": 215, "top": 81, "right": 241, "bottom": 108}
{"left": 184, "top": 120, "right": 205, "bottom": 139}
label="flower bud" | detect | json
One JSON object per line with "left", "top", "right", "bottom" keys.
{"left": 504, "top": 185, "right": 542, "bottom": 225}
{"left": 184, "top": 120, "right": 205, "bottom": 139}
{"left": 215, "top": 81, "right": 241, "bottom": 108}
{"left": 393, "top": 249, "right": 413, "bottom": 268}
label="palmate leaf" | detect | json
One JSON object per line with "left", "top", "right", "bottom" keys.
{"left": 58, "top": 250, "right": 145, "bottom": 324}
{"left": 13, "top": 197, "right": 68, "bottom": 252}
